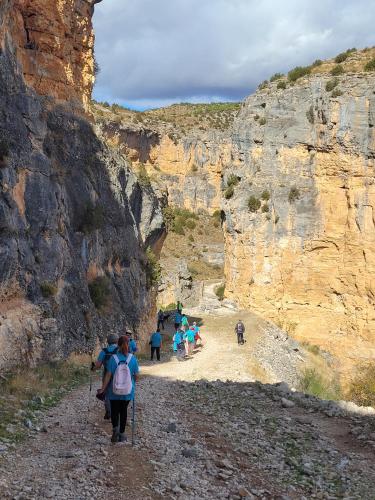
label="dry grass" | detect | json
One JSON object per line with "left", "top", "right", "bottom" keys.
{"left": 0, "top": 354, "right": 90, "bottom": 441}
{"left": 347, "top": 363, "right": 375, "bottom": 407}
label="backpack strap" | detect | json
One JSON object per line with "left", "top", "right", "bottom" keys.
{"left": 113, "top": 354, "right": 119, "bottom": 365}
{"left": 126, "top": 354, "right": 133, "bottom": 365}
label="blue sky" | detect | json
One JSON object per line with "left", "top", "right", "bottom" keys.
{"left": 93, "top": 0, "right": 375, "bottom": 110}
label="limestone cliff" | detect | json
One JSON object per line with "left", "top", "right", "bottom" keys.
{"left": 93, "top": 103, "right": 238, "bottom": 214}
{"left": 223, "top": 69, "right": 375, "bottom": 368}
{"left": 1, "top": 0, "right": 97, "bottom": 109}
{"left": 0, "top": 0, "right": 164, "bottom": 370}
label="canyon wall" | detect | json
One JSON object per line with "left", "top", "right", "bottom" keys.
{"left": 223, "top": 74, "right": 375, "bottom": 367}
{"left": 0, "top": 0, "right": 164, "bottom": 369}
{"left": 96, "top": 116, "right": 230, "bottom": 214}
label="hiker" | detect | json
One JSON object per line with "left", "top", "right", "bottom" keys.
{"left": 125, "top": 331, "right": 137, "bottom": 354}
{"left": 177, "top": 300, "right": 183, "bottom": 314}
{"left": 185, "top": 326, "right": 195, "bottom": 356}
{"left": 97, "top": 335, "right": 139, "bottom": 443}
{"left": 181, "top": 314, "right": 189, "bottom": 332}
{"left": 174, "top": 310, "right": 182, "bottom": 331}
{"left": 173, "top": 329, "right": 183, "bottom": 357}
{"left": 192, "top": 322, "right": 202, "bottom": 347}
{"left": 235, "top": 319, "right": 245, "bottom": 345}
{"left": 157, "top": 309, "right": 165, "bottom": 330}
{"left": 149, "top": 327, "right": 162, "bottom": 361}
{"left": 92, "top": 333, "right": 118, "bottom": 419}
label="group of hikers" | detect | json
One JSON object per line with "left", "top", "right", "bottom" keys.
{"left": 92, "top": 300, "right": 245, "bottom": 443}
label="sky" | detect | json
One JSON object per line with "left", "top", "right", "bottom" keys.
{"left": 93, "top": 0, "right": 375, "bottom": 110}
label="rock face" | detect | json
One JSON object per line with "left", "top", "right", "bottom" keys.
{"left": 97, "top": 117, "right": 230, "bottom": 214}
{"left": 0, "top": 0, "right": 164, "bottom": 369}
{"left": 2, "top": 0, "right": 96, "bottom": 109}
{"left": 223, "top": 73, "right": 375, "bottom": 366}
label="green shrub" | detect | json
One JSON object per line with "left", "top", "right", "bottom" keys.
{"left": 364, "top": 58, "right": 375, "bottom": 71}
{"left": 335, "top": 52, "right": 349, "bottom": 63}
{"left": 265, "top": 214, "right": 271, "bottom": 221}
{"left": 88, "top": 276, "right": 110, "bottom": 309}
{"left": 137, "top": 163, "right": 151, "bottom": 187}
{"left": 80, "top": 204, "right": 104, "bottom": 233}
{"left": 347, "top": 363, "right": 375, "bottom": 407}
{"left": 288, "top": 186, "right": 300, "bottom": 203}
{"left": 259, "top": 117, "right": 266, "bottom": 126}
{"left": 275, "top": 214, "right": 280, "bottom": 224}
{"left": 331, "top": 89, "right": 343, "bottom": 98}
{"left": 306, "top": 105, "right": 314, "bottom": 124}
{"left": 40, "top": 282, "right": 58, "bottom": 298}
{"left": 215, "top": 284, "right": 225, "bottom": 301}
{"left": 212, "top": 209, "right": 221, "bottom": 219}
{"left": 270, "top": 72, "right": 283, "bottom": 82}
{"left": 311, "top": 59, "right": 323, "bottom": 67}
{"left": 288, "top": 65, "right": 311, "bottom": 82}
{"left": 261, "top": 190, "right": 270, "bottom": 201}
{"left": 188, "top": 234, "right": 194, "bottom": 242}
{"left": 261, "top": 204, "right": 270, "bottom": 213}
{"left": 165, "top": 302, "right": 177, "bottom": 311}
{"left": 277, "top": 81, "right": 287, "bottom": 90}
{"left": 190, "top": 164, "right": 198, "bottom": 173}
{"left": 145, "top": 247, "right": 161, "bottom": 289}
{"left": 258, "top": 80, "right": 269, "bottom": 90}
{"left": 254, "top": 114, "right": 260, "bottom": 121}
{"left": 162, "top": 206, "right": 197, "bottom": 234}
{"left": 248, "top": 196, "right": 261, "bottom": 212}
{"left": 227, "top": 174, "right": 240, "bottom": 187}
{"left": 298, "top": 368, "right": 342, "bottom": 400}
{"left": 185, "top": 219, "right": 196, "bottom": 230}
{"left": 325, "top": 77, "right": 339, "bottom": 91}
{"left": 224, "top": 185, "right": 234, "bottom": 199}
{"left": 330, "top": 64, "right": 344, "bottom": 76}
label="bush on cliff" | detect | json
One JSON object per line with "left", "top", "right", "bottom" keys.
{"left": 330, "top": 64, "right": 344, "bottom": 76}
{"left": 80, "top": 203, "right": 104, "bottom": 234}
{"left": 40, "top": 282, "right": 58, "bottom": 298}
{"left": 347, "top": 363, "right": 375, "bottom": 407}
{"left": 88, "top": 276, "right": 111, "bottom": 309}
{"left": 162, "top": 206, "right": 197, "bottom": 234}
{"left": 261, "top": 190, "right": 270, "bottom": 201}
{"left": 288, "top": 65, "right": 311, "bottom": 82}
{"left": 325, "top": 78, "right": 339, "bottom": 91}
{"left": 215, "top": 284, "right": 225, "bottom": 301}
{"left": 364, "top": 58, "right": 375, "bottom": 71}
{"left": 145, "top": 247, "right": 162, "bottom": 289}
{"left": 270, "top": 72, "right": 283, "bottom": 82}
{"left": 331, "top": 89, "right": 343, "bottom": 98}
{"left": 288, "top": 186, "right": 300, "bottom": 203}
{"left": 299, "top": 368, "right": 342, "bottom": 400}
{"left": 277, "top": 81, "right": 287, "bottom": 90}
{"left": 227, "top": 174, "right": 240, "bottom": 188}
{"left": 258, "top": 117, "right": 267, "bottom": 126}
{"left": 248, "top": 196, "right": 261, "bottom": 213}
{"left": 224, "top": 185, "right": 234, "bottom": 199}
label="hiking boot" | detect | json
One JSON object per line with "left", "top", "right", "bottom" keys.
{"left": 104, "top": 411, "right": 110, "bottom": 420}
{"left": 111, "top": 428, "right": 119, "bottom": 443}
{"left": 119, "top": 433, "right": 127, "bottom": 443}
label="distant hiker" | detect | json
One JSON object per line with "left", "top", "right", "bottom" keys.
{"left": 157, "top": 309, "right": 165, "bottom": 330}
{"left": 235, "top": 320, "right": 245, "bottom": 345}
{"left": 97, "top": 335, "right": 139, "bottom": 443}
{"left": 174, "top": 310, "right": 182, "bottom": 331}
{"left": 181, "top": 314, "right": 189, "bottom": 332}
{"left": 92, "top": 333, "right": 118, "bottom": 419}
{"left": 192, "top": 322, "right": 202, "bottom": 347}
{"left": 149, "top": 328, "right": 162, "bottom": 361}
{"left": 173, "top": 329, "right": 183, "bottom": 357}
{"left": 177, "top": 300, "right": 183, "bottom": 314}
{"left": 185, "top": 326, "right": 195, "bottom": 356}
{"left": 125, "top": 331, "right": 137, "bottom": 354}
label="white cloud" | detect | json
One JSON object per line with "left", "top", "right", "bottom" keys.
{"left": 93, "top": 0, "right": 375, "bottom": 109}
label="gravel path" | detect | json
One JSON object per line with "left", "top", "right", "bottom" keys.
{"left": 1, "top": 310, "right": 375, "bottom": 499}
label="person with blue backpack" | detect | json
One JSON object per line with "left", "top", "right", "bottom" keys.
{"left": 97, "top": 335, "right": 139, "bottom": 443}
{"left": 92, "top": 333, "right": 118, "bottom": 419}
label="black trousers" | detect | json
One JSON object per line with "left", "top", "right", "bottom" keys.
{"left": 237, "top": 332, "right": 244, "bottom": 344}
{"left": 110, "top": 399, "right": 130, "bottom": 433}
{"left": 151, "top": 346, "right": 160, "bottom": 360}
{"left": 157, "top": 319, "right": 164, "bottom": 329}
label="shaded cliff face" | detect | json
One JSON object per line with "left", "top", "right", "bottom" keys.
{"left": 94, "top": 104, "right": 237, "bottom": 214}
{"left": 223, "top": 73, "right": 375, "bottom": 366}
{"left": 0, "top": 1, "right": 164, "bottom": 369}
{"left": 2, "top": 0, "right": 96, "bottom": 108}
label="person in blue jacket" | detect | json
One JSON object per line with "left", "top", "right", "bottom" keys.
{"left": 125, "top": 331, "right": 137, "bottom": 354}
{"left": 97, "top": 335, "right": 139, "bottom": 443}
{"left": 92, "top": 333, "right": 118, "bottom": 419}
{"left": 149, "top": 328, "right": 162, "bottom": 361}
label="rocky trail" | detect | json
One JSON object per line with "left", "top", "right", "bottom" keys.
{"left": 1, "top": 309, "right": 375, "bottom": 499}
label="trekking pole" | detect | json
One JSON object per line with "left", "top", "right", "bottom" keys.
{"left": 87, "top": 350, "right": 94, "bottom": 425}
{"left": 131, "top": 389, "right": 136, "bottom": 446}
